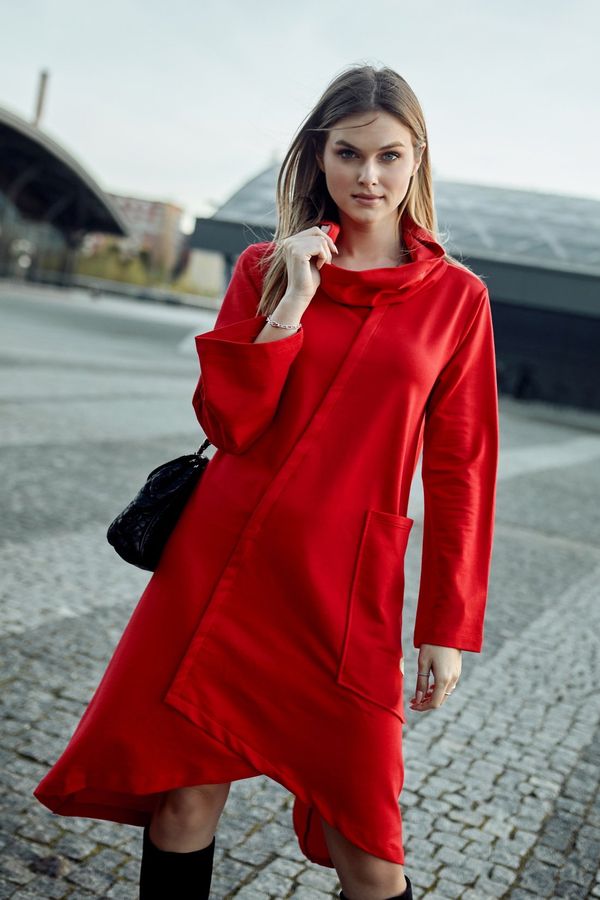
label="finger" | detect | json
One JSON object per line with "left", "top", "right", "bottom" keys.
{"left": 413, "top": 670, "right": 430, "bottom": 704}
{"left": 323, "top": 234, "right": 339, "bottom": 255}
{"left": 417, "top": 679, "right": 452, "bottom": 709}
{"left": 326, "top": 234, "right": 339, "bottom": 254}
{"left": 315, "top": 246, "right": 331, "bottom": 270}
{"left": 318, "top": 225, "right": 339, "bottom": 255}
{"left": 319, "top": 233, "right": 334, "bottom": 259}
{"left": 409, "top": 692, "right": 433, "bottom": 712}
{"left": 410, "top": 685, "right": 433, "bottom": 705}
{"left": 410, "top": 681, "right": 437, "bottom": 711}
{"left": 430, "top": 680, "right": 449, "bottom": 708}
{"left": 317, "top": 239, "right": 332, "bottom": 267}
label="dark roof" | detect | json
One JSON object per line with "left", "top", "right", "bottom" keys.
{"left": 0, "top": 104, "right": 128, "bottom": 236}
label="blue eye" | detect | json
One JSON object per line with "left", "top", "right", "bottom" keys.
{"left": 336, "top": 149, "right": 401, "bottom": 161}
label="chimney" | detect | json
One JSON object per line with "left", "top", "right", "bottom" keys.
{"left": 33, "top": 69, "right": 49, "bottom": 127}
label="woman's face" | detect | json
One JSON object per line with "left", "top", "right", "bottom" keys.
{"left": 317, "top": 110, "right": 422, "bottom": 226}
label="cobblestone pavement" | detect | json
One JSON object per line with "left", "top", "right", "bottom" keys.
{"left": 2, "top": 282, "right": 600, "bottom": 898}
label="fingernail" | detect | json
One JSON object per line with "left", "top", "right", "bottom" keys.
{"left": 416, "top": 691, "right": 423, "bottom": 703}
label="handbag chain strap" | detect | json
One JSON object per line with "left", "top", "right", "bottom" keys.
{"left": 196, "top": 437, "right": 212, "bottom": 456}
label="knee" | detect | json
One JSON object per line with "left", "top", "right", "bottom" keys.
{"left": 321, "top": 817, "right": 407, "bottom": 900}
{"left": 158, "top": 783, "right": 230, "bottom": 826}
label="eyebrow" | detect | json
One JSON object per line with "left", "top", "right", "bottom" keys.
{"left": 333, "top": 139, "right": 406, "bottom": 150}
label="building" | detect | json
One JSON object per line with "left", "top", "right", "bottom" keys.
{"left": 0, "top": 103, "right": 127, "bottom": 283}
{"left": 82, "top": 194, "right": 185, "bottom": 276}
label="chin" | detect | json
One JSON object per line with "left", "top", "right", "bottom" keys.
{"left": 338, "top": 202, "right": 386, "bottom": 221}
{"left": 343, "top": 211, "right": 388, "bottom": 228}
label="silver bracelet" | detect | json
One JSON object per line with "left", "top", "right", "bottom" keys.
{"left": 266, "top": 314, "right": 302, "bottom": 331}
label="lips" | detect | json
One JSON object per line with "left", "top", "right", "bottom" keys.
{"left": 353, "top": 194, "right": 383, "bottom": 200}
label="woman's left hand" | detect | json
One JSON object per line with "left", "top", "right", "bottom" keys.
{"left": 409, "top": 644, "right": 462, "bottom": 712}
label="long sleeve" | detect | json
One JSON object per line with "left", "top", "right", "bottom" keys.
{"left": 192, "top": 243, "right": 304, "bottom": 455}
{"left": 413, "top": 286, "right": 499, "bottom": 653}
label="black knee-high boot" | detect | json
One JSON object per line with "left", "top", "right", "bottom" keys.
{"left": 139, "top": 824, "right": 216, "bottom": 899}
{"left": 339, "top": 873, "right": 413, "bottom": 900}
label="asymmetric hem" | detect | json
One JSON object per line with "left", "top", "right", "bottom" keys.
{"left": 34, "top": 685, "right": 406, "bottom": 866}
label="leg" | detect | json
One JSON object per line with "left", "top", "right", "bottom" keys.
{"left": 139, "top": 783, "right": 231, "bottom": 899}
{"left": 149, "top": 782, "right": 232, "bottom": 851}
{"left": 321, "top": 816, "right": 409, "bottom": 900}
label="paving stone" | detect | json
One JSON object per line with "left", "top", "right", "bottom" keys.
{"left": 50, "top": 834, "right": 98, "bottom": 862}
{"left": 85, "top": 821, "right": 133, "bottom": 847}
{"left": 559, "top": 859, "right": 597, "bottom": 888}
{"left": 13, "top": 877, "right": 67, "bottom": 899}
{"left": 0, "top": 887, "right": 18, "bottom": 900}
{"left": 0, "top": 855, "right": 36, "bottom": 887}
{"left": 85, "top": 847, "right": 130, "bottom": 874}
{"left": 104, "top": 882, "right": 137, "bottom": 899}
{"left": 64, "top": 866, "right": 115, "bottom": 893}
{"left": 289, "top": 889, "right": 334, "bottom": 899}
{"left": 428, "top": 830, "right": 469, "bottom": 852}
{"left": 14, "top": 821, "right": 63, "bottom": 846}
{"left": 460, "top": 826, "right": 495, "bottom": 846}
{"left": 408, "top": 867, "right": 437, "bottom": 889}
{"left": 296, "top": 867, "right": 339, "bottom": 890}
{"left": 228, "top": 842, "right": 275, "bottom": 867}
{"left": 480, "top": 817, "right": 513, "bottom": 839}
{"left": 464, "top": 879, "right": 507, "bottom": 899}
{"left": 233, "top": 887, "right": 271, "bottom": 900}
{"left": 488, "top": 863, "right": 513, "bottom": 887}
{"left": 554, "top": 879, "right": 594, "bottom": 899}
{"left": 429, "top": 872, "right": 468, "bottom": 897}
{"left": 517, "top": 858, "right": 561, "bottom": 894}
{"left": 242, "top": 865, "right": 294, "bottom": 896}
{"left": 268, "top": 856, "right": 306, "bottom": 878}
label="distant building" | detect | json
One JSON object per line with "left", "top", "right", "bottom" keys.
{"left": 0, "top": 104, "right": 127, "bottom": 282}
{"left": 83, "top": 194, "right": 184, "bottom": 275}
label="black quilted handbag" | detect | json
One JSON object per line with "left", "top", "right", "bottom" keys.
{"left": 106, "top": 437, "right": 212, "bottom": 572}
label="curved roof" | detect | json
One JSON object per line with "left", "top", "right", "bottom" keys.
{"left": 212, "top": 162, "right": 600, "bottom": 277}
{"left": 0, "top": 104, "right": 128, "bottom": 235}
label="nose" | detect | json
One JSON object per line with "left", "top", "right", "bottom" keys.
{"left": 357, "top": 159, "right": 378, "bottom": 187}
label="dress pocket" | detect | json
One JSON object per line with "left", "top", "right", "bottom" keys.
{"left": 336, "top": 508, "right": 413, "bottom": 722}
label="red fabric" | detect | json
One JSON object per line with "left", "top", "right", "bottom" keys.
{"left": 33, "top": 211, "right": 499, "bottom": 868}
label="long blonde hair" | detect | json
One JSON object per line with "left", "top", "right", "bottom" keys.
{"left": 255, "top": 64, "right": 481, "bottom": 317}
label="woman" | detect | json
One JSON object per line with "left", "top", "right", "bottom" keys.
{"left": 34, "top": 64, "right": 499, "bottom": 900}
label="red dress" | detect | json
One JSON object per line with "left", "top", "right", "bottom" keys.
{"left": 33, "top": 211, "right": 499, "bottom": 867}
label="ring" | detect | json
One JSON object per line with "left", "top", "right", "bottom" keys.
{"left": 417, "top": 671, "right": 429, "bottom": 676}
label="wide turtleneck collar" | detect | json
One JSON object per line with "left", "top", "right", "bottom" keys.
{"left": 318, "top": 211, "right": 447, "bottom": 307}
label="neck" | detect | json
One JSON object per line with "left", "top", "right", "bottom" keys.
{"left": 336, "top": 214, "right": 408, "bottom": 267}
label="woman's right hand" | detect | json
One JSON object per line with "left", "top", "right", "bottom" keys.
{"left": 280, "top": 224, "right": 339, "bottom": 308}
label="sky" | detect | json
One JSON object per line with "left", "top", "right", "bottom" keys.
{"left": 2, "top": 0, "right": 598, "bottom": 231}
